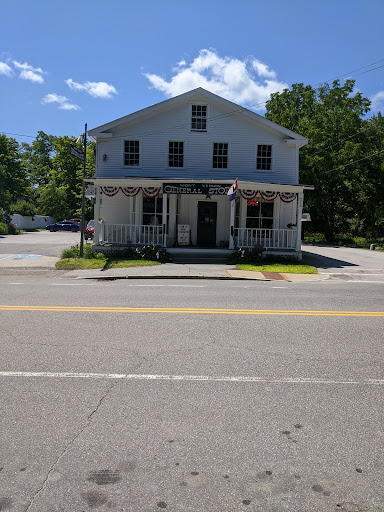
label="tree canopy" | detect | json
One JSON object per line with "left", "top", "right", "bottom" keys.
{"left": 265, "top": 80, "right": 384, "bottom": 239}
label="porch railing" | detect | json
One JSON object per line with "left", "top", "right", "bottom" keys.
{"left": 234, "top": 228, "right": 297, "bottom": 249}
{"left": 101, "top": 223, "right": 163, "bottom": 245}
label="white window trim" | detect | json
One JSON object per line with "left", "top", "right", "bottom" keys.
{"left": 190, "top": 102, "right": 209, "bottom": 133}
{"left": 255, "top": 143, "right": 273, "bottom": 171}
{"left": 211, "top": 141, "right": 230, "bottom": 171}
{"left": 122, "top": 137, "right": 142, "bottom": 168}
{"left": 167, "top": 140, "right": 186, "bottom": 169}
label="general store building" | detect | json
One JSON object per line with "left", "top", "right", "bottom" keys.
{"left": 87, "top": 88, "right": 312, "bottom": 257}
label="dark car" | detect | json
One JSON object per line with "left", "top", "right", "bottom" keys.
{"left": 84, "top": 220, "right": 94, "bottom": 240}
{"left": 45, "top": 221, "right": 80, "bottom": 232}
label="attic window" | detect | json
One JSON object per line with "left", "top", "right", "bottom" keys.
{"left": 191, "top": 105, "right": 207, "bottom": 131}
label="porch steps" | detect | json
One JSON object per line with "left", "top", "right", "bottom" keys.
{"left": 167, "top": 248, "right": 232, "bottom": 265}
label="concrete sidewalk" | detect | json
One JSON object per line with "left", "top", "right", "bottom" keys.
{"left": 65, "top": 263, "right": 326, "bottom": 282}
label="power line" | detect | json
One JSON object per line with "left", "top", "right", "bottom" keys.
{"left": 324, "top": 149, "right": 384, "bottom": 174}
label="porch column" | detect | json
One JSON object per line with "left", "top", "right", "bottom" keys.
{"left": 296, "top": 192, "right": 304, "bottom": 254}
{"left": 229, "top": 200, "right": 235, "bottom": 249}
{"left": 94, "top": 187, "right": 101, "bottom": 244}
{"left": 162, "top": 193, "right": 168, "bottom": 247}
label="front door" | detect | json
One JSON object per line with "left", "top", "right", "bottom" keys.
{"left": 197, "top": 201, "right": 217, "bottom": 246}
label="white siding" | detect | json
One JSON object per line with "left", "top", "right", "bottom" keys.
{"left": 95, "top": 96, "right": 299, "bottom": 184}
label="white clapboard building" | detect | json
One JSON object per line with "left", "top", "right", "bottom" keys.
{"left": 87, "top": 88, "right": 312, "bottom": 257}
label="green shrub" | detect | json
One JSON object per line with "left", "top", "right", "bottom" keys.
{"left": 0, "top": 222, "right": 8, "bottom": 235}
{"left": 0, "top": 222, "right": 18, "bottom": 235}
{"left": 227, "top": 244, "right": 263, "bottom": 264}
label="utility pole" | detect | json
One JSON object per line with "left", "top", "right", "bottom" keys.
{"left": 79, "top": 123, "right": 87, "bottom": 258}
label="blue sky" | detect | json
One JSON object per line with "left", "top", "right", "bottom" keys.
{"left": 1, "top": 0, "right": 384, "bottom": 144}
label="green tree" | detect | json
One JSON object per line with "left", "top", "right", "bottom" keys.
{"left": 265, "top": 80, "right": 373, "bottom": 240}
{"left": 20, "top": 131, "right": 55, "bottom": 186}
{"left": 0, "top": 134, "right": 27, "bottom": 222}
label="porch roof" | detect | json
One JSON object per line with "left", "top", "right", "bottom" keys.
{"left": 85, "top": 177, "right": 314, "bottom": 193}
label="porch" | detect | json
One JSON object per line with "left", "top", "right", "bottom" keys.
{"left": 98, "top": 223, "right": 298, "bottom": 250}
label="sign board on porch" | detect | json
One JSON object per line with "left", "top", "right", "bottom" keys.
{"left": 85, "top": 185, "right": 96, "bottom": 199}
{"left": 163, "top": 183, "right": 231, "bottom": 195}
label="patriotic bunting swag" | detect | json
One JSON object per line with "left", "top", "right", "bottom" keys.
{"left": 239, "top": 189, "right": 258, "bottom": 200}
{"left": 100, "top": 186, "right": 120, "bottom": 196}
{"left": 120, "top": 187, "right": 141, "bottom": 197}
{"left": 279, "top": 192, "right": 297, "bottom": 203}
{"left": 142, "top": 187, "right": 161, "bottom": 198}
{"left": 239, "top": 190, "right": 297, "bottom": 202}
{"left": 260, "top": 190, "right": 279, "bottom": 201}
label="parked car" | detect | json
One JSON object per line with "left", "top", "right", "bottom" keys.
{"left": 84, "top": 219, "right": 94, "bottom": 240}
{"left": 67, "top": 218, "right": 81, "bottom": 225}
{"left": 45, "top": 221, "right": 80, "bottom": 232}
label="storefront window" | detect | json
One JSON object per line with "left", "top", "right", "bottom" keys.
{"left": 246, "top": 201, "right": 273, "bottom": 229}
{"left": 142, "top": 197, "right": 169, "bottom": 226}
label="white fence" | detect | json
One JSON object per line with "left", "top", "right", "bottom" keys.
{"left": 234, "top": 228, "right": 297, "bottom": 249}
{"left": 10, "top": 214, "right": 55, "bottom": 230}
{"left": 101, "top": 223, "right": 163, "bottom": 246}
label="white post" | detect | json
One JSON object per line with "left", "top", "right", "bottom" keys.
{"left": 296, "top": 192, "right": 303, "bottom": 255}
{"left": 162, "top": 193, "right": 168, "bottom": 247}
{"left": 229, "top": 200, "right": 235, "bottom": 249}
{"left": 94, "top": 187, "right": 101, "bottom": 244}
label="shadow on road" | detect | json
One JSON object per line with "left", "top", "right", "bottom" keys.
{"left": 302, "top": 251, "right": 358, "bottom": 269}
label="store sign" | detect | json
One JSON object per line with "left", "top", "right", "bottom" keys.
{"left": 163, "top": 183, "right": 231, "bottom": 195}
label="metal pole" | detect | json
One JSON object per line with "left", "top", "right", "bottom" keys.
{"left": 79, "top": 123, "right": 87, "bottom": 258}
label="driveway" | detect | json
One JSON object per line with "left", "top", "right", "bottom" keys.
{"left": 0, "top": 231, "right": 82, "bottom": 268}
{"left": 302, "top": 244, "right": 384, "bottom": 281}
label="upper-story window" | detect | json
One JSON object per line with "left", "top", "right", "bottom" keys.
{"left": 169, "top": 141, "right": 184, "bottom": 168}
{"left": 213, "top": 143, "right": 228, "bottom": 169}
{"left": 191, "top": 104, "right": 207, "bottom": 131}
{"left": 124, "top": 140, "right": 140, "bottom": 166}
{"left": 257, "top": 144, "right": 272, "bottom": 170}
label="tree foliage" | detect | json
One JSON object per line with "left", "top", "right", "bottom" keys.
{"left": 1, "top": 131, "right": 95, "bottom": 223}
{"left": 266, "top": 79, "right": 383, "bottom": 239}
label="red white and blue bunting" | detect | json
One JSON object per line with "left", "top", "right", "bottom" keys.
{"left": 239, "top": 189, "right": 297, "bottom": 202}
{"left": 279, "top": 192, "right": 297, "bottom": 203}
{"left": 142, "top": 187, "right": 161, "bottom": 198}
{"left": 100, "top": 186, "right": 120, "bottom": 196}
{"left": 239, "top": 189, "right": 258, "bottom": 200}
{"left": 120, "top": 186, "right": 141, "bottom": 197}
{"left": 260, "top": 190, "right": 279, "bottom": 202}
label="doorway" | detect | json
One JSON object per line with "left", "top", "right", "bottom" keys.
{"left": 197, "top": 201, "right": 217, "bottom": 246}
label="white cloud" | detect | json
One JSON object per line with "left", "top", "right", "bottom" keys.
{"left": 0, "top": 61, "right": 14, "bottom": 77}
{"left": 144, "top": 49, "right": 288, "bottom": 110}
{"left": 13, "top": 60, "right": 46, "bottom": 83}
{"left": 42, "top": 93, "right": 80, "bottom": 111}
{"left": 65, "top": 78, "right": 117, "bottom": 99}
{"left": 370, "top": 91, "right": 384, "bottom": 112}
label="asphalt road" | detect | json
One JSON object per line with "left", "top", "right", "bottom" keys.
{"left": 0, "top": 272, "right": 383, "bottom": 512}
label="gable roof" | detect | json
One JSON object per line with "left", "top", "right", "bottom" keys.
{"left": 88, "top": 87, "right": 308, "bottom": 144}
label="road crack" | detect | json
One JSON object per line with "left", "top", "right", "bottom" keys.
{"left": 25, "top": 383, "right": 114, "bottom": 512}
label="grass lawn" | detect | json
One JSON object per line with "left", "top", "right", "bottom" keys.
{"left": 56, "top": 258, "right": 162, "bottom": 270}
{"left": 236, "top": 263, "right": 317, "bottom": 274}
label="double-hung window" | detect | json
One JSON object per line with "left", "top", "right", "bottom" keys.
{"left": 169, "top": 141, "right": 184, "bottom": 168}
{"left": 256, "top": 144, "right": 272, "bottom": 170}
{"left": 191, "top": 104, "right": 207, "bottom": 131}
{"left": 213, "top": 143, "right": 228, "bottom": 169}
{"left": 246, "top": 201, "right": 274, "bottom": 229}
{"left": 124, "top": 140, "right": 140, "bottom": 166}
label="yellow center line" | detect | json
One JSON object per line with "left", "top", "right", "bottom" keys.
{"left": 0, "top": 305, "right": 383, "bottom": 317}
